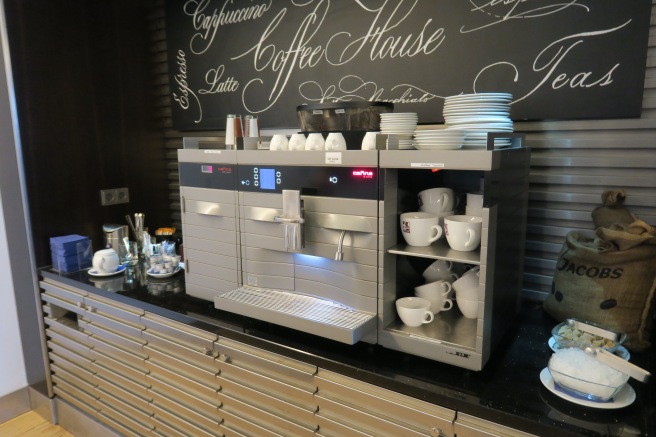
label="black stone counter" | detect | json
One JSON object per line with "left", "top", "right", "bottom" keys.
{"left": 41, "top": 267, "right": 655, "bottom": 437}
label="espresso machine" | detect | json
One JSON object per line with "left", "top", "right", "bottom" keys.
{"left": 178, "top": 131, "right": 529, "bottom": 370}
{"left": 216, "top": 150, "right": 381, "bottom": 344}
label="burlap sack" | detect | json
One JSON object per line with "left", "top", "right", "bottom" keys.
{"left": 544, "top": 231, "right": 656, "bottom": 352}
{"left": 591, "top": 189, "right": 635, "bottom": 229}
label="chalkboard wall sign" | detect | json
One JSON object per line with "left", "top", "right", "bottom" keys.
{"left": 165, "top": 0, "right": 652, "bottom": 130}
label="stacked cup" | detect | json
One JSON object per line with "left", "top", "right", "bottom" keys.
{"left": 453, "top": 267, "right": 480, "bottom": 318}
{"left": 466, "top": 192, "right": 484, "bottom": 217}
{"left": 418, "top": 188, "right": 459, "bottom": 234}
{"left": 414, "top": 280, "right": 453, "bottom": 315}
{"left": 422, "top": 259, "right": 459, "bottom": 284}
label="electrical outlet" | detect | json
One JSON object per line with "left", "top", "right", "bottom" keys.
{"left": 101, "top": 188, "right": 130, "bottom": 206}
{"left": 116, "top": 187, "right": 130, "bottom": 204}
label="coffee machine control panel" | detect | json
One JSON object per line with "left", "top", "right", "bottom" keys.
{"left": 238, "top": 165, "right": 378, "bottom": 200}
{"left": 179, "top": 162, "right": 236, "bottom": 190}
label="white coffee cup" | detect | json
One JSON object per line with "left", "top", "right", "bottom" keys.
{"left": 453, "top": 268, "right": 480, "bottom": 301}
{"left": 466, "top": 192, "right": 484, "bottom": 217}
{"left": 92, "top": 249, "right": 120, "bottom": 274}
{"left": 361, "top": 131, "right": 379, "bottom": 150}
{"left": 288, "top": 133, "right": 306, "bottom": 151}
{"left": 269, "top": 134, "right": 289, "bottom": 151}
{"left": 305, "top": 133, "right": 325, "bottom": 150}
{"left": 418, "top": 188, "right": 459, "bottom": 214}
{"left": 396, "top": 297, "right": 434, "bottom": 327}
{"left": 400, "top": 212, "right": 442, "bottom": 247}
{"left": 457, "top": 298, "right": 478, "bottom": 319}
{"left": 414, "top": 281, "right": 454, "bottom": 314}
{"left": 325, "top": 132, "right": 347, "bottom": 151}
{"left": 444, "top": 215, "right": 482, "bottom": 251}
{"left": 422, "top": 259, "right": 459, "bottom": 283}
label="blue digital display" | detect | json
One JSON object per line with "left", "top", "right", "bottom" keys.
{"left": 260, "top": 168, "right": 276, "bottom": 190}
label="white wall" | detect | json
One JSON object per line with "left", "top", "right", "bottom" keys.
{"left": 0, "top": 192, "right": 27, "bottom": 396}
{"left": 0, "top": 0, "right": 28, "bottom": 398}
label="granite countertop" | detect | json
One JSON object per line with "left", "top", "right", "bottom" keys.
{"left": 41, "top": 267, "right": 655, "bottom": 437}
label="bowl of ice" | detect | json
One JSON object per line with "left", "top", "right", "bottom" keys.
{"left": 548, "top": 348, "right": 629, "bottom": 401}
{"left": 551, "top": 319, "right": 626, "bottom": 353}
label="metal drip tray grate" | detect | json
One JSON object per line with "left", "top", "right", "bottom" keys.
{"left": 215, "top": 287, "right": 377, "bottom": 344}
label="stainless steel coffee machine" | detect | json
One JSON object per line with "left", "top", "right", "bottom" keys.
{"left": 226, "top": 150, "right": 381, "bottom": 344}
{"left": 178, "top": 134, "right": 530, "bottom": 370}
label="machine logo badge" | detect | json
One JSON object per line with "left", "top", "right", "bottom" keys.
{"left": 352, "top": 170, "right": 374, "bottom": 178}
{"left": 447, "top": 351, "right": 471, "bottom": 359}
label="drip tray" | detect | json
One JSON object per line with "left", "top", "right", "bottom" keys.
{"left": 215, "top": 287, "right": 376, "bottom": 344}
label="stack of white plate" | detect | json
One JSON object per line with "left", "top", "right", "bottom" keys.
{"left": 413, "top": 129, "right": 464, "bottom": 150}
{"left": 443, "top": 93, "right": 513, "bottom": 148}
{"left": 380, "top": 113, "right": 417, "bottom": 149}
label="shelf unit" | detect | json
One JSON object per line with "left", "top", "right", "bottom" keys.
{"left": 377, "top": 136, "right": 530, "bottom": 370}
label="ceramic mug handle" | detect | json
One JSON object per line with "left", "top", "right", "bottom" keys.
{"left": 441, "top": 282, "right": 453, "bottom": 297}
{"left": 423, "top": 311, "right": 434, "bottom": 324}
{"left": 428, "top": 225, "right": 443, "bottom": 243}
{"left": 465, "top": 229, "right": 475, "bottom": 248}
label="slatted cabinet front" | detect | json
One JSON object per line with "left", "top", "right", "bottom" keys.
{"left": 41, "top": 277, "right": 459, "bottom": 437}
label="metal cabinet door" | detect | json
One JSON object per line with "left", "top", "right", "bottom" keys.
{"left": 142, "top": 312, "right": 218, "bottom": 355}
{"left": 315, "top": 369, "right": 456, "bottom": 437}
{"left": 454, "top": 413, "right": 538, "bottom": 437}
{"left": 216, "top": 337, "right": 319, "bottom": 436}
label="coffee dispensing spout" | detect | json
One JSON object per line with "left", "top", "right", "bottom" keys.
{"left": 274, "top": 190, "right": 305, "bottom": 251}
{"left": 335, "top": 230, "right": 347, "bottom": 261}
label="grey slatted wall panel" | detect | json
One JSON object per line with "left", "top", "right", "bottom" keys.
{"left": 157, "top": 4, "right": 656, "bottom": 301}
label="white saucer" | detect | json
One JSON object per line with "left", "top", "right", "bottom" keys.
{"left": 147, "top": 266, "right": 182, "bottom": 279}
{"left": 445, "top": 93, "right": 513, "bottom": 102}
{"left": 414, "top": 143, "right": 462, "bottom": 150}
{"left": 88, "top": 264, "right": 127, "bottom": 277}
{"left": 539, "top": 368, "right": 635, "bottom": 409}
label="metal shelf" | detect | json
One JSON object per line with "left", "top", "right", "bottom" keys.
{"left": 387, "top": 242, "right": 481, "bottom": 265}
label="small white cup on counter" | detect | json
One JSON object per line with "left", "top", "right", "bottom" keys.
{"left": 92, "top": 249, "right": 120, "bottom": 274}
